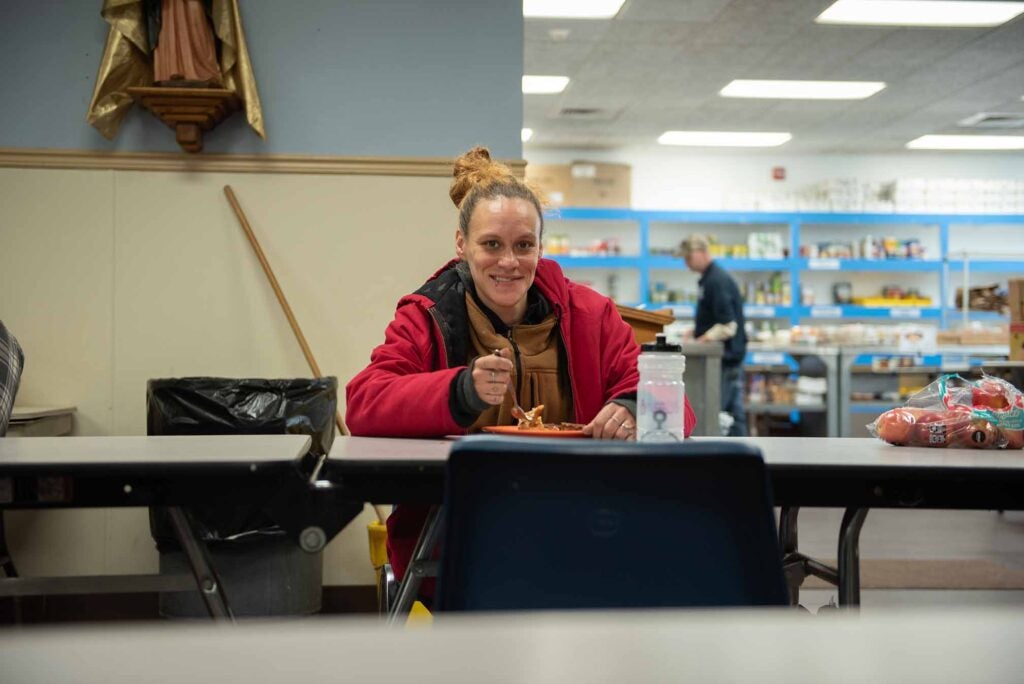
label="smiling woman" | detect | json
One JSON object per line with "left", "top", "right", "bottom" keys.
{"left": 345, "top": 146, "right": 660, "bottom": 441}
{"left": 345, "top": 146, "right": 694, "bottom": 599}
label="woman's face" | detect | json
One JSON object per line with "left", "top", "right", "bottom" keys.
{"left": 455, "top": 196, "right": 542, "bottom": 326}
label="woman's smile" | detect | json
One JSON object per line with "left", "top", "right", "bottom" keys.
{"left": 455, "top": 196, "right": 543, "bottom": 326}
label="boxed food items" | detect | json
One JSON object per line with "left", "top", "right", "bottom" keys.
{"left": 569, "top": 162, "right": 631, "bottom": 208}
{"left": 1010, "top": 278, "right": 1024, "bottom": 322}
{"left": 525, "top": 164, "right": 572, "bottom": 206}
{"left": 746, "top": 232, "right": 786, "bottom": 259}
{"left": 955, "top": 283, "right": 1007, "bottom": 314}
{"left": 869, "top": 374, "right": 1024, "bottom": 449}
{"left": 1011, "top": 322, "right": 1024, "bottom": 361}
{"left": 525, "top": 162, "right": 632, "bottom": 208}
{"left": 936, "top": 324, "right": 1009, "bottom": 346}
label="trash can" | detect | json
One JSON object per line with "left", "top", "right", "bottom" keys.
{"left": 147, "top": 376, "right": 337, "bottom": 618}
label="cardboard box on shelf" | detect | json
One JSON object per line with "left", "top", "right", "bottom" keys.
{"left": 958, "top": 327, "right": 1010, "bottom": 346}
{"left": 896, "top": 325, "right": 937, "bottom": 352}
{"left": 525, "top": 164, "right": 572, "bottom": 207}
{"left": 525, "top": 162, "right": 632, "bottom": 208}
{"left": 569, "top": 162, "right": 631, "bottom": 208}
{"left": 1011, "top": 322, "right": 1024, "bottom": 361}
{"left": 1009, "top": 278, "right": 1024, "bottom": 322}
{"left": 936, "top": 325, "right": 1009, "bottom": 346}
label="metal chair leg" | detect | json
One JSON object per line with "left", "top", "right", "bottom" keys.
{"left": 837, "top": 507, "right": 869, "bottom": 607}
{"left": 164, "top": 506, "right": 234, "bottom": 622}
{"left": 779, "top": 506, "right": 802, "bottom": 605}
{"left": 0, "top": 512, "right": 17, "bottom": 578}
{"left": 387, "top": 505, "right": 442, "bottom": 626}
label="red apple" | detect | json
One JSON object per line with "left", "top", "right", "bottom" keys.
{"left": 972, "top": 385, "right": 1010, "bottom": 411}
{"left": 1003, "top": 429, "right": 1024, "bottom": 450}
{"left": 912, "top": 411, "right": 970, "bottom": 448}
{"left": 961, "top": 420, "right": 1000, "bottom": 448}
{"left": 875, "top": 408, "right": 916, "bottom": 445}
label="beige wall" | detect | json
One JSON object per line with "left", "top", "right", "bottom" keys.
{"left": 0, "top": 164, "right": 456, "bottom": 585}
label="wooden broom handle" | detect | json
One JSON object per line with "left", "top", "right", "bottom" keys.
{"left": 223, "top": 185, "right": 349, "bottom": 437}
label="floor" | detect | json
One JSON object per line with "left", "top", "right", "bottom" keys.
{"left": 790, "top": 508, "right": 1024, "bottom": 612}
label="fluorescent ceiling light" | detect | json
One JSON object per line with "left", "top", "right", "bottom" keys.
{"left": 522, "top": 75, "right": 570, "bottom": 94}
{"left": 816, "top": 1, "right": 1024, "bottom": 27}
{"left": 906, "top": 135, "right": 1024, "bottom": 150}
{"left": 721, "top": 79, "right": 886, "bottom": 100}
{"left": 523, "top": 0, "right": 626, "bottom": 19}
{"left": 658, "top": 131, "right": 792, "bottom": 147}
{"left": 521, "top": 128, "right": 534, "bottom": 142}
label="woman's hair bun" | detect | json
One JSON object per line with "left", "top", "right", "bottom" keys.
{"left": 449, "top": 146, "right": 512, "bottom": 208}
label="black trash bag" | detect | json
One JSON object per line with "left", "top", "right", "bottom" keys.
{"left": 147, "top": 376, "right": 337, "bottom": 551}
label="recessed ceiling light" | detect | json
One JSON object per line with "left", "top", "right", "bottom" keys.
{"left": 522, "top": 128, "right": 534, "bottom": 142}
{"left": 522, "top": 75, "right": 570, "bottom": 94}
{"left": 816, "top": 1, "right": 1024, "bottom": 27}
{"left": 721, "top": 79, "right": 886, "bottom": 100}
{"left": 906, "top": 135, "right": 1024, "bottom": 150}
{"left": 658, "top": 131, "right": 793, "bottom": 147}
{"left": 524, "top": 0, "right": 626, "bottom": 19}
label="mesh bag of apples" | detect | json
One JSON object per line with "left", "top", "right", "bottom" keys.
{"left": 869, "top": 374, "right": 1024, "bottom": 449}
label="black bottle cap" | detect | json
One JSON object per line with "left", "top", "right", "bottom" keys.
{"left": 641, "top": 333, "right": 682, "bottom": 353}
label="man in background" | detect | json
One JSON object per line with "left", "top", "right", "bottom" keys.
{"left": 678, "top": 235, "right": 747, "bottom": 436}
{"left": 0, "top": 320, "right": 25, "bottom": 436}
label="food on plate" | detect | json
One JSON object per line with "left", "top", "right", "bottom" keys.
{"left": 516, "top": 403, "right": 545, "bottom": 429}
{"left": 548, "top": 422, "right": 585, "bottom": 431}
{"left": 508, "top": 403, "right": 585, "bottom": 432}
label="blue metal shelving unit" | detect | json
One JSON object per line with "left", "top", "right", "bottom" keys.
{"left": 545, "top": 208, "right": 1024, "bottom": 329}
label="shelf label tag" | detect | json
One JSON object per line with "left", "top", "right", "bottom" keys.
{"left": 890, "top": 307, "right": 922, "bottom": 319}
{"left": 750, "top": 351, "right": 786, "bottom": 366}
{"left": 745, "top": 306, "right": 776, "bottom": 318}
{"left": 940, "top": 353, "right": 967, "bottom": 371}
{"left": 810, "top": 305, "right": 843, "bottom": 318}
{"left": 808, "top": 258, "right": 840, "bottom": 270}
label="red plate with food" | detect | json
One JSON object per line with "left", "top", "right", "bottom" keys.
{"left": 482, "top": 424, "right": 588, "bottom": 438}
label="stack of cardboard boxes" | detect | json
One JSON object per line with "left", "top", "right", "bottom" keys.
{"left": 525, "top": 162, "right": 631, "bottom": 208}
{"left": 1011, "top": 279, "right": 1024, "bottom": 361}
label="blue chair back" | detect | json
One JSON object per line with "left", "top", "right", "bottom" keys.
{"left": 437, "top": 437, "right": 788, "bottom": 612}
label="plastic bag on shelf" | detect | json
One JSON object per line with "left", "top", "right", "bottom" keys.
{"left": 868, "top": 374, "right": 1024, "bottom": 449}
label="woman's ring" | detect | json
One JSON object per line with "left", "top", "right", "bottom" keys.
{"left": 490, "top": 370, "right": 496, "bottom": 382}
{"left": 622, "top": 423, "right": 634, "bottom": 431}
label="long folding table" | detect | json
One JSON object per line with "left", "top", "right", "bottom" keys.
{"left": 5, "top": 607, "right": 1024, "bottom": 682}
{"left": 0, "top": 435, "right": 360, "bottom": 621}
{"left": 324, "top": 435, "right": 1024, "bottom": 612}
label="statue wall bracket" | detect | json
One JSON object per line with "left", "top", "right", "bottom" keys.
{"left": 126, "top": 86, "right": 242, "bottom": 153}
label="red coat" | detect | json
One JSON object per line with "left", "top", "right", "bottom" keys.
{"left": 345, "top": 258, "right": 697, "bottom": 592}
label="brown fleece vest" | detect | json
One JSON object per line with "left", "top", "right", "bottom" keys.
{"left": 465, "top": 294, "right": 573, "bottom": 432}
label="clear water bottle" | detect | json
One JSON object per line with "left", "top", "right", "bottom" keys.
{"left": 637, "top": 334, "right": 687, "bottom": 442}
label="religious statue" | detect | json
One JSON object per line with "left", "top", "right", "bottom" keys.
{"left": 149, "top": 0, "right": 223, "bottom": 86}
{"left": 87, "top": 0, "right": 265, "bottom": 152}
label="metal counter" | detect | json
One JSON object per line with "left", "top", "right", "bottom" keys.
{"left": 680, "top": 342, "right": 723, "bottom": 437}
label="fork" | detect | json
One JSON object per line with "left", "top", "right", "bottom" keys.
{"left": 507, "top": 384, "right": 528, "bottom": 422}
{"left": 494, "top": 349, "right": 528, "bottom": 421}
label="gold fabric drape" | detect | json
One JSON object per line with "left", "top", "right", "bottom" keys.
{"left": 86, "top": 0, "right": 265, "bottom": 140}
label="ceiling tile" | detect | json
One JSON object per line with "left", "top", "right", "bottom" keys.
{"left": 523, "top": 0, "right": 1024, "bottom": 153}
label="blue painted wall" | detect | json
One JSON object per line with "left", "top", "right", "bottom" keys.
{"left": 0, "top": 0, "right": 522, "bottom": 157}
